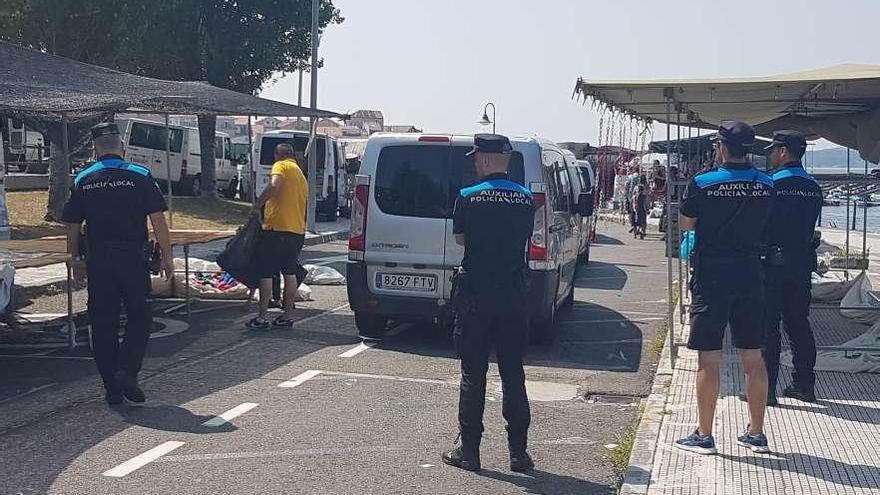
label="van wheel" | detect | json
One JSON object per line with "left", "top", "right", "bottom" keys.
{"left": 355, "top": 312, "right": 388, "bottom": 339}
{"left": 223, "top": 177, "right": 238, "bottom": 199}
{"left": 529, "top": 300, "right": 557, "bottom": 345}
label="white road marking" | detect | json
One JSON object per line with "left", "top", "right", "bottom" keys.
{"left": 318, "top": 370, "right": 449, "bottom": 386}
{"left": 560, "top": 317, "right": 665, "bottom": 324}
{"left": 102, "top": 441, "right": 185, "bottom": 478}
{"left": 278, "top": 369, "right": 322, "bottom": 388}
{"left": 338, "top": 342, "right": 373, "bottom": 358}
{"left": 202, "top": 403, "right": 259, "bottom": 427}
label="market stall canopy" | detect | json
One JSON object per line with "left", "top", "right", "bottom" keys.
{"left": 574, "top": 65, "right": 880, "bottom": 163}
{"left": 0, "top": 41, "right": 342, "bottom": 120}
{"left": 650, "top": 135, "right": 773, "bottom": 157}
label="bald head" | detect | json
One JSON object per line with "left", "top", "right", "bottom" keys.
{"left": 474, "top": 151, "right": 511, "bottom": 179}
{"left": 275, "top": 143, "right": 296, "bottom": 160}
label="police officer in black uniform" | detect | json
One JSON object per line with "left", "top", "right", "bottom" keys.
{"left": 442, "top": 134, "right": 535, "bottom": 473}
{"left": 674, "top": 121, "right": 776, "bottom": 455}
{"left": 62, "top": 122, "right": 174, "bottom": 405}
{"left": 760, "top": 130, "right": 822, "bottom": 403}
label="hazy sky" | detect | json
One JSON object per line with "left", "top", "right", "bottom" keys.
{"left": 261, "top": 0, "right": 879, "bottom": 148}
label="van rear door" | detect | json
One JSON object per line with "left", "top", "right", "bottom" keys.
{"left": 364, "top": 138, "right": 451, "bottom": 300}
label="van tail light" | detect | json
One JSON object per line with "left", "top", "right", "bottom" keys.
{"left": 349, "top": 176, "right": 371, "bottom": 256}
{"left": 418, "top": 136, "right": 450, "bottom": 143}
{"left": 529, "top": 191, "right": 548, "bottom": 261}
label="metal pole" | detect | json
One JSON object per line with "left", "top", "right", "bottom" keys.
{"left": 845, "top": 148, "right": 850, "bottom": 279}
{"left": 61, "top": 113, "right": 75, "bottom": 350}
{"left": 665, "top": 97, "right": 675, "bottom": 368}
{"left": 297, "top": 69, "right": 304, "bottom": 123}
{"left": 248, "top": 116, "right": 256, "bottom": 204}
{"left": 307, "top": 0, "right": 319, "bottom": 233}
{"left": 164, "top": 114, "right": 174, "bottom": 229}
{"left": 676, "top": 110, "right": 683, "bottom": 320}
{"left": 864, "top": 158, "right": 869, "bottom": 260}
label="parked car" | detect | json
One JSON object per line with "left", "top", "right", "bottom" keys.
{"left": 346, "top": 134, "right": 592, "bottom": 343}
{"left": 118, "top": 118, "right": 238, "bottom": 197}
{"left": 562, "top": 151, "right": 595, "bottom": 264}
{"left": 253, "top": 130, "right": 345, "bottom": 221}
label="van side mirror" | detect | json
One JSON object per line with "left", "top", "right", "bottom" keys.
{"left": 577, "top": 192, "right": 594, "bottom": 216}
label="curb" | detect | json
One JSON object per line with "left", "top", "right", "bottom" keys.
{"left": 618, "top": 302, "right": 681, "bottom": 495}
{"left": 304, "top": 229, "right": 349, "bottom": 247}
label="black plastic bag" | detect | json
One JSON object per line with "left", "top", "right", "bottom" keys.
{"left": 217, "top": 215, "right": 262, "bottom": 289}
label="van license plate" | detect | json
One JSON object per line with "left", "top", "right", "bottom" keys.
{"left": 376, "top": 273, "right": 437, "bottom": 292}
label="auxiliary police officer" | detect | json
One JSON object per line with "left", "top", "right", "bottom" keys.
{"left": 62, "top": 122, "right": 174, "bottom": 405}
{"left": 760, "top": 130, "right": 822, "bottom": 403}
{"left": 442, "top": 134, "right": 535, "bottom": 473}
{"left": 674, "top": 121, "right": 776, "bottom": 456}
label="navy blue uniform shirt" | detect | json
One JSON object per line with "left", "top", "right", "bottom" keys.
{"left": 764, "top": 162, "right": 822, "bottom": 275}
{"left": 452, "top": 172, "right": 534, "bottom": 278}
{"left": 61, "top": 155, "right": 168, "bottom": 252}
{"left": 681, "top": 163, "right": 775, "bottom": 289}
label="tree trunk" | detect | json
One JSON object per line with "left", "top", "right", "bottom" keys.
{"left": 197, "top": 114, "right": 217, "bottom": 200}
{"left": 46, "top": 139, "right": 71, "bottom": 221}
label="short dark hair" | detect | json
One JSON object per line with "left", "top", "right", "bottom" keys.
{"left": 275, "top": 143, "right": 295, "bottom": 159}
{"left": 725, "top": 143, "right": 748, "bottom": 159}
{"left": 784, "top": 145, "right": 806, "bottom": 160}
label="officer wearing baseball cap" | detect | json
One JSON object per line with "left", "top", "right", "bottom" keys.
{"left": 442, "top": 134, "right": 535, "bottom": 473}
{"left": 749, "top": 130, "right": 821, "bottom": 403}
{"left": 61, "top": 121, "right": 174, "bottom": 406}
{"left": 674, "top": 121, "right": 776, "bottom": 455}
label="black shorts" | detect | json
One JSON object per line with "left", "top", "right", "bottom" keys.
{"left": 257, "top": 230, "right": 305, "bottom": 279}
{"left": 687, "top": 290, "right": 765, "bottom": 351}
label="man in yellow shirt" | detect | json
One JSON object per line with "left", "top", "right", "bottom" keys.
{"left": 247, "top": 143, "right": 308, "bottom": 329}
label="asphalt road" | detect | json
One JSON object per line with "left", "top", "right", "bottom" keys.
{"left": 0, "top": 222, "right": 670, "bottom": 495}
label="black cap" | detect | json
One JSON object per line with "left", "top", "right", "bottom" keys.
{"left": 710, "top": 120, "right": 755, "bottom": 147}
{"left": 764, "top": 130, "right": 807, "bottom": 151}
{"left": 90, "top": 122, "right": 120, "bottom": 140}
{"left": 466, "top": 133, "right": 513, "bottom": 156}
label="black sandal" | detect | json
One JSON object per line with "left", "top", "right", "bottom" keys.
{"left": 246, "top": 317, "right": 270, "bottom": 330}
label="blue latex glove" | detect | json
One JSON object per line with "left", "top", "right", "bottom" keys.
{"left": 680, "top": 231, "right": 696, "bottom": 259}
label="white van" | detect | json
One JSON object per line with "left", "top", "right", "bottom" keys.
{"left": 346, "top": 134, "right": 592, "bottom": 343}
{"left": 562, "top": 150, "right": 596, "bottom": 264}
{"left": 254, "top": 130, "right": 345, "bottom": 221}
{"left": 118, "top": 118, "right": 238, "bottom": 197}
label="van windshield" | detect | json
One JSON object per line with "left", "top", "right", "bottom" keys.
{"left": 374, "top": 145, "right": 525, "bottom": 219}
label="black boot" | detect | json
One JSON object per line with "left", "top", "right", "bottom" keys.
{"left": 442, "top": 434, "right": 481, "bottom": 472}
{"left": 510, "top": 451, "right": 534, "bottom": 473}
{"left": 114, "top": 370, "right": 146, "bottom": 403}
{"left": 783, "top": 384, "right": 816, "bottom": 403}
{"left": 737, "top": 393, "right": 778, "bottom": 407}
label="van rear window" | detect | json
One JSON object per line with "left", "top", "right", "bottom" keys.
{"left": 374, "top": 145, "right": 525, "bottom": 219}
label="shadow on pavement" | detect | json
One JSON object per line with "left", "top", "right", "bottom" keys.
{"left": 774, "top": 399, "right": 879, "bottom": 426}
{"left": 115, "top": 404, "right": 237, "bottom": 434}
{"left": 721, "top": 452, "right": 880, "bottom": 489}
{"left": 378, "top": 302, "right": 643, "bottom": 373}
{"left": 574, "top": 261, "right": 628, "bottom": 291}
{"left": 0, "top": 303, "right": 357, "bottom": 494}
{"left": 593, "top": 234, "right": 624, "bottom": 246}
{"left": 476, "top": 468, "right": 611, "bottom": 495}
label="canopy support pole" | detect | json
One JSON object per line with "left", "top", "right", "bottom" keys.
{"left": 665, "top": 97, "right": 676, "bottom": 368}
{"left": 676, "top": 110, "right": 683, "bottom": 322}
{"left": 61, "top": 113, "right": 75, "bottom": 351}
{"left": 864, "top": 158, "right": 869, "bottom": 261}
{"left": 845, "top": 148, "right": 850, "bottom": 279}
{"left": 164, "top": 114, "right": 173, "bottom": 229}
{"left": 248, "top": 116, "right": 256, "bottom": 204}
{"left": 307, "top": 0, "right": 319, "bottom": 234}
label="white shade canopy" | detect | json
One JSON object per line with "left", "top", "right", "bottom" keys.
{"left": 574, "top": 64, "right": 880, "bottom": 164}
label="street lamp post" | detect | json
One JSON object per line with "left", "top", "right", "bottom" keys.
{"left": 478, "top": 102, "right": 496, "bottom": 134}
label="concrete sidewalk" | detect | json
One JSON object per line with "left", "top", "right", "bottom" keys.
{"left": 622, "top": 303, "right": 880, "bottom": 494}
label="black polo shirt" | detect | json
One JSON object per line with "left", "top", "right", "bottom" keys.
{"left": 61, "top": 154, "right": 168, "bottom": 253}
{"left": 452, "top": 172, "right": 534, "bottom": 278}
{"left": 765, "top": 162, "right": 822, "bottom": 274}
{"left": 681, "top": 163, "right": 775, "bottom": 289}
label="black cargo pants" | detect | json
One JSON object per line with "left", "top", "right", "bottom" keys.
{"left": 87, "top": 247, "right": 152, "bottom": 391}
{"left": 762, "top": 271, "right": 816, "bottom": 394}
{"left": 455, "top": 296, "right": 530, "bottom": 453}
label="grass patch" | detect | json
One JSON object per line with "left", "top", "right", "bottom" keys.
{"left": 6, "top": 191, "right": 252, "bottom": 239}
{"left": 649, "top": 323, "right": 669, "bottom": 355}
{"left": 607, "top": 424, "right": 638, "bottom": 473}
